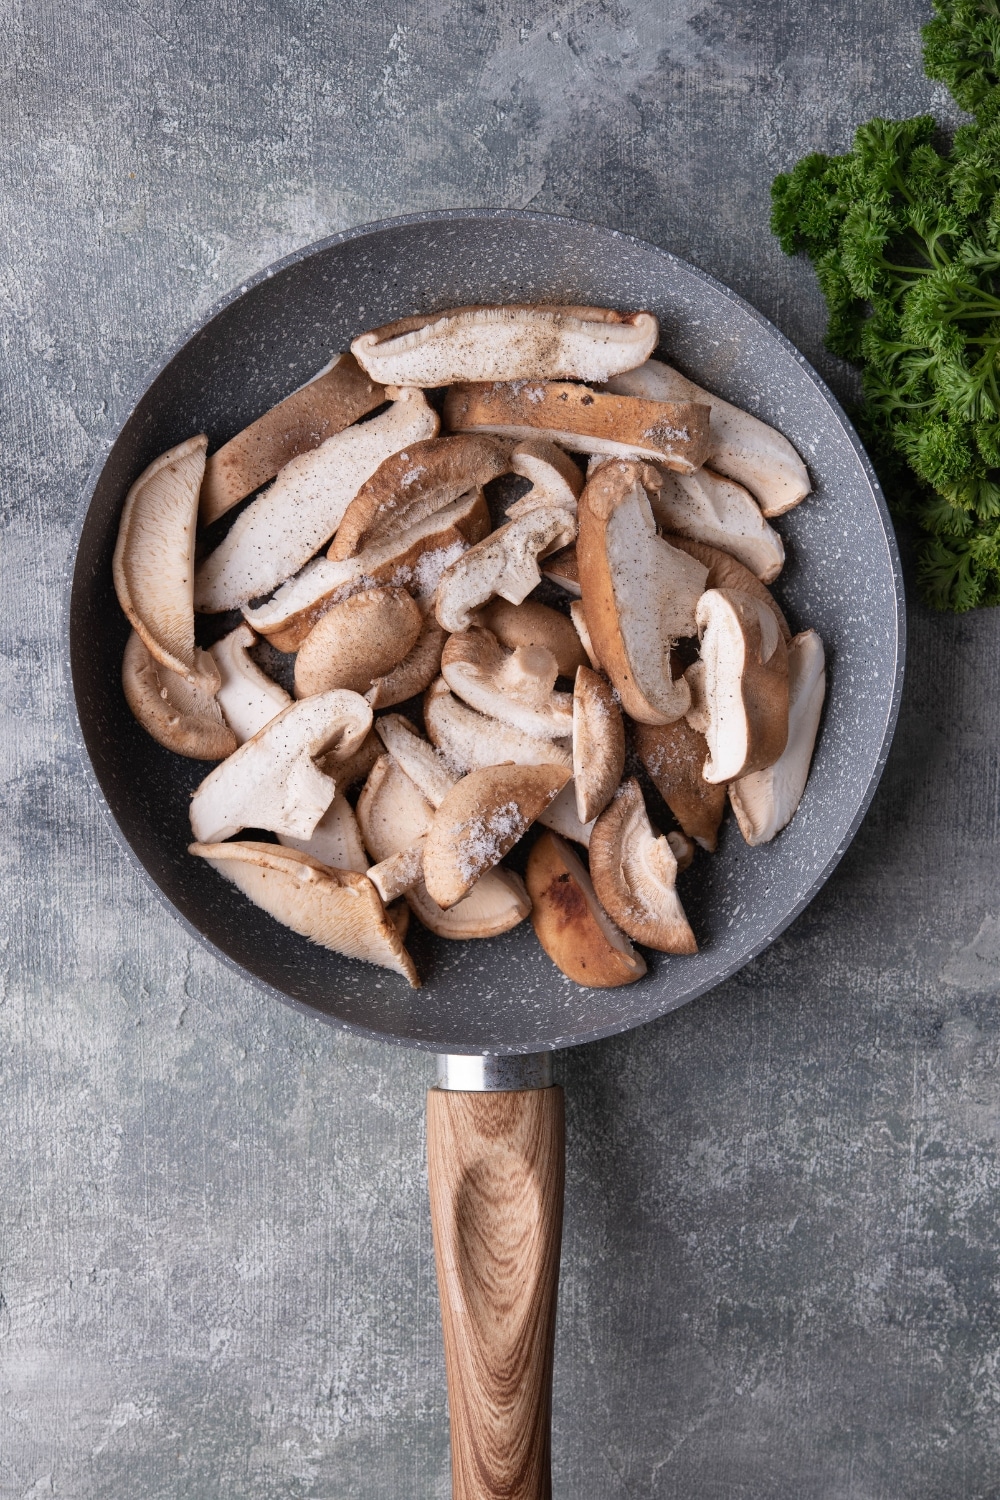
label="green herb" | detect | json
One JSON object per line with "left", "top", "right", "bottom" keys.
{"left": 771, "top": 1, "right": 1000, "bottom": 611}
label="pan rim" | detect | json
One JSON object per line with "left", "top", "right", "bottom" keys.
{"left": 65, "top": 208, "right": 906, "bottom": 1056}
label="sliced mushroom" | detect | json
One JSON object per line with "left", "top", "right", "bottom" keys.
{"left": 569, "top": 600, "right": 600, "bottom": 669}
{"left": 666, "top": 532, "right": 790, "bottom": 641}
{"left": 357, "top": 751, "right": 528, "bottom": 938}
{"left": 667, "top": 831, "right": 695, "bottom": 872}
{"left": 243, "top": 488, "right": 490, "bottom": 651}
{"left": 573, "top": 666, "right": 625, "bottom": 823}
{"left": 278, "top": 792, "right": 369, "bottom": 872}
{"left": 536, "top": 781, "right": 595, "bottom": 847}
{"left": 506, "top": 438, "right": 585, "bottom": 519}
{"left": 424, "top": 678, "right": 572, "bottom": 774}
{"left": 434, "top": 505, "right": 577, "bottom": 633}
{"left": 366, "top": 609, "right": 447, "bottom": 710}
{"left": 113, "top": 434, "right": 216, "bottom": 687}
{"left": 633, "top": 717, "right": 728, "bottom": 852}
{"left": 374, "top": 713, "right": 459, "bottom": 806}
{"left": 441, "top": 628, "right": 573, "bottom": 739}
{"left": 589, "top": 779, "right": 697, "bottom": 954}
{"left": 540, "top": 544, "right": 581, "bottom": 596}
{"left": 188, "top": 689, "right": 372, "bottom": 843}
{"left": 576, "top": 460, "right": 708, "bottom": 724}
{"left": 683, "top": 659, "right": 709, "bottom": 735}
{"left": 729, "top": 630, "right": 825, "bottom": 845}
{"left": 351, "top": 304, "right": 659, "bottom": 386}
{"left": 188, "top": 839, "right": 418, "bottom": 986}
{"left": 195, "top": 389, "right": 439, "bottom": 612}
{"left": 696, "top": 588, "right": 789, "bottom": 784}
{"left": 209, "top": 623, "right": 292, "bottom": 742}
{"left": 422, "top": 762, "right": 570, "bottom": 908}
{"left": 294, "top": 587, "right": 424, "bottom": 698}
{"left": 478, "top": 598, "right": 587, "bottom": 678}
{"left": 122, "top": 629, "right": 236, "bottom": 760}
{"left": 526, "top": 831, "right": 645, "bottom": 988}
{"left": 367, "top": 839, "right": 427, "bottom": 903}
{"left": 315, "top": 728, "right": 381, "bottom": 795}
{"left": 330, "top": 434, "right": 509, "bottom": 559}
{"left": 444, "top": 381, "right": 710, "bottom": 474}
{"left": 199, "top": 353, "right": 385, "bottom": 526}
{"left": 606, "top": 358, "right": 811, "bottom": 516}
{"left": 649, "top": 466, "right": 785, "bottom": 583}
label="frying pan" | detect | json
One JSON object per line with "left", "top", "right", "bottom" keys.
{"left": 68, "top": 210, "right": 904, "bottom": 1499}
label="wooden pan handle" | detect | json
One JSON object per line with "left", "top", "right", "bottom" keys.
{"left": 427, "top": 1084, "right": 565, "bottom": 1500}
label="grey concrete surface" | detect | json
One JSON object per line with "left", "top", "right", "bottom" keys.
{"left": 2, "top": 1, "right": 999, "bottom": 1496}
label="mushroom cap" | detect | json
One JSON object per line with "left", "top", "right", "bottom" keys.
{"left": 278, "top": 791, "right": 369, "bottom": 872}
{"left": 188, "top": 688, "right": 372, "bottom": 844}
{"left": 422, "top": 762, "right": 571, "bottom": 908}
{"left": 189, "top": 839, "right": 418, "bottom": 986}
{"left": 113, "top": 433, "right": 215, "bottom": 687}
{"left": 576, "top": 460, "right": 708, "bottom": 725}
{"left": 649, "top": 466, "right": 785, "bottom": 583}
{"left": 633, "top": 717, "right": 728, "bottom": 852}
{"left": 540, "top": 543, "right": 582, "bottom": 597}
{"left": 433, "top": 504, "right": 577, "bottom": 634}
{"left": 330, "top": 434, "right": 510, "bottom": 559}
{"left": 356, "top": 750, "right": 528, "bottom": 939}
{"left": 444, "top": 381, "right": 711, "bottom": 474}
{"left": 589, "top": 778, "right": 697, "bottom": 954}
{"left": 374, "top": 713, "right": 458, "bottom": 807}
{"left": 441, "top": 627, "right": 573, "bottom": 739}
{"left": 195, "top": 389, "right": 439, "bottom": 613}
{"left": 366, "top": 609, "right": 446, "bottom": 710}
{"left": 122, "top": 630, "right": 236, "bottom": 760}
{"left": 351, "top": 304, "right": 659, "bottom": 386}
{"left": 606, "top": 358, "right": 811, "bottom": 516}
{"left": 729, "top": 629, "right": 825, "bottom": 845}
{"left": 572, "top": 665, "right": 626, "bottom": 823}
{"left": 526, "top": 831, "right": 646, "bottom": 988}
{"left": 423, "top": 677, "right": 573, "bottom": 774}
{"left": 243, "top": 488, "right": 490, "bottom": 651}
{"left": 695, "top": 587, "right": 789, "bottom": 784}
{"left": 478, "top": 598, "right": 587, "bottom": 678}
{"left": 209, "top": 623, "right": 291, "bottom": 743}
{"left": 199, "top": 353, "right": 385, "bottom": 526}
{"left": 294, "top": 586, "right": 424, "bottom": 698}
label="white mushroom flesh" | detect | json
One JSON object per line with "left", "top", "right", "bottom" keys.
{"left": 441, "top": 631, "right": 573, "bottom": 739}
{"left": 434, "top": 505, "right": 577, "bottom": 633}
{"left": 537, "top": 781, "right": 595, "bottom": 847}
{"left": 696, "top": 590, "right": 785, "bottom": 783}
{"left": 209, "top": 623, "right": 292, "bottom": 742}
{"left": 374, "top": 714, "right": 459, "bottom": 806}
{"left": 195, "top": 389, "right": 439, "bottom": 612}
{"left": 189, "top": 689, "right": 372, "bottom": 843}
{"left": 351, "top": 305, "right": 659, "bottom": 386}
{"left": 279, "top": 791, "right": 369, "bottom": 872}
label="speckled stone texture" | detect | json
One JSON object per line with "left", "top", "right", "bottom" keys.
{"left": 3, "top": 3, "right": 999, "bottom": 1498}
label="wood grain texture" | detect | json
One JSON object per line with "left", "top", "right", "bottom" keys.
{"left": 427, "top": 1088, "right": 564, "bottom": 1500}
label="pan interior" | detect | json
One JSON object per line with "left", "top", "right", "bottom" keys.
{"left": 69, "top": 212, "right": 903, "bottom": 1054}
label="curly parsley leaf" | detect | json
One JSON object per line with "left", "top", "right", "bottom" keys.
{"left": 771, "top": 1, "right": 1000, "bottom": 610}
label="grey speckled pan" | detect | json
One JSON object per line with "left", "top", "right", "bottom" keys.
{"left": 69, "top": 210, "right": 905, "bottom": 1055}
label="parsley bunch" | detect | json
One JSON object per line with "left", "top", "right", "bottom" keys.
{"left": 771, "top": 1, "right": 1000, "bottom": 610}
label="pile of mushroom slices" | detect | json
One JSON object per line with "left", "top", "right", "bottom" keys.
{"left": 112, "top": 301, "right": 825, "bottom": 992}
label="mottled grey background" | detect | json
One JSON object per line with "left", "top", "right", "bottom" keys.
{"left": 2, "top": 2, "right": 999, "bottom": 1496}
